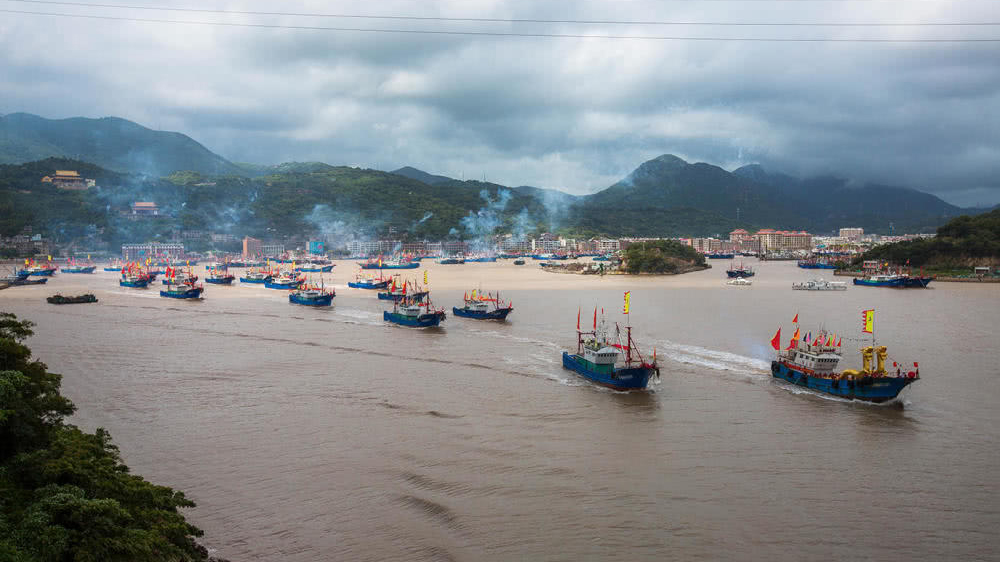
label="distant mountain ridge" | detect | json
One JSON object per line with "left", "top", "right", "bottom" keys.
{"left": 0, "top": 112, "right": 243, "bottom": 177}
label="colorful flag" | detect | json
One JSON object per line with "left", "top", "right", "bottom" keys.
{"left": 792, "top": 313, "right": 798, "bottom": 323}
{"left": 593, "top": 307, "right": 597, "bottom": 330}
{"left": 623, "top": 291, "right": 631, "bottom": 314}
{"left": 424, "top": 270, "right": 428, "bottom": 284}
{"left": 770, "top": 327, "right": 781, "bottom": 350}
{"left": 862, "top": 309, "right": 875, "bottom": 333}
{"left": 576, "top": 308, "right": 580, "bottom": 331}
{"left": 836, "top": 337, "right": 842, "bottom": 347}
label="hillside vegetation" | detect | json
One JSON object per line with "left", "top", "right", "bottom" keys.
{"left": 859, "top": 209, "right": 1000, "bottom": 268}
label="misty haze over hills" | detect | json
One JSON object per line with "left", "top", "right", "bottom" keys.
{"left": 0, "top": 112, "right": 983, "bottom": 236}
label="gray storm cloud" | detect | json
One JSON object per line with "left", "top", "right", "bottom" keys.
{"left": 0, "top": 1, "right": 998, "bottom": 206}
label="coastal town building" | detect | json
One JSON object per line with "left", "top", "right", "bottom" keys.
{"left": 121, "top": 243, "right": 183, "bottom": 262}
{"left": 41, "top": 170, "right": 89, "bottom": 190}
{"left": 0, "top": 229, "right": 49, "bottom": 256}
{"left": 755, "top": 229, "right": 813, "bottom": 253}
{"left": 130, "top": 202, "right": 159, "bottom": 217}
{"left": 261, "top": 244, "right": 284, "bottom": 258}
{"left": 839, "top": 227, "right": 864, "bottom": 241}
{"left": 498, "top": 235, "right": 532, "bottom": 254}
{"left": 242, "top": 236, "right": 262, "bottom": 257}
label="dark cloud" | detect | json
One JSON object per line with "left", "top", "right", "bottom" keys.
{"left": 0, "top": 1, "right": 998, "bottom": 206}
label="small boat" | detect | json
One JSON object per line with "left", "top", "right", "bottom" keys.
{"left": 11, "top": 277, "right": 48, "bottom": 286}
{"left": 452, "top": 290, "right": 513, "bottom": 320}
{"left": 240, "top": 270, "right": 273, "bottom": 284}
{"left": 705, "top": 253, "right": 735, "bottom": 260}
{"left": 437, "top": 256, "right": 465, "bottom": 265}
{"left": 61, "top": 265, "right": 96, "bottom": 274}
{"left": 899, "top": 275, "right": 933, "bottom": 288}
{"left": 562, "top": 304, "right": 659, "bottom": 391}
{"left": 466, "top": 256, "right": 497, "bottom": 263}
{"left": 797, "top": 259, "right": 838, "bottom": 270}
{"left": 793, "top": 278, "right": 847, "bottom": 291}
{"left": 265, "top": 272, "right": 305, "bottom": 290}
{"left": 384, "top": 295, "right": 447, "bottom": 327}
{"left": 289, "top": 282, "right": 335, "bottom": 306}
{"left": 160, "top": 282, "right": 204, "bottom": 299}
{"left": 47, "top": 293, "right": 98, "bottom": 304}
{"left": 726, "top": 278, "right": 753, "bottom": 286}
{"left": 770, "top": 325, "right": 919, "bottom": 403}
{"left": 348, "top": 271, "right": 390, "bottom": 289}
{"left": 513, "top": 259, "right": 526, "bottom": 265}
{"left": 204, "top": 273, "right": 235, "bottom": 284}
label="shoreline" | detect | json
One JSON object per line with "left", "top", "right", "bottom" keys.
{"left": 540, "top": 263, "right": 710, "bottom": 276}
{"left": 833, "top": 270, "right": 1000, "bottom": 283}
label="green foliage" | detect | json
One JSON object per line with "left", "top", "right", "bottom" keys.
{"left": 0, "top": 313, "right": 210, "bottom": 561}
{"left": 623, "top": 240, "right": 706, "bottom": 274}
{"left": 858, "top": 209, "right": 1000, "bottom": 268}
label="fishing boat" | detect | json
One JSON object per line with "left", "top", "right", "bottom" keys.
{"left": 466, "top": 256, "right": 498, "bottom": 263}
{"left": 20, "top": 263, "right": 58, "bottom": 276}
{"left": 265, "top": 272, "right": 305, "bottom": 289}
{"left": 161, "top": 268, "right": 198, "bottom": 285}
{"left": 562, "top": 299, "right": 659, "bottom": 391}
{"left": 289, "top": 281, "right": 335, "bottom": 306}
{"left": 119, "top": 275, "right": 150, "bottom": 288}
{"left": 513, "top": 258, "right": 526, "bottom": 265}
{"left": 104, "top": 259, "right": 124, "bottom": 272}
{"left": 377, "top": 277, "right": 428, "bottom": 301}
{"left": 62, "top": 260, "right": 96, "bottom": 274}
{"left": 295, "top": 264, "right": 335, "bottom": 273}
{"left": 46, "top": 293, "right": 98, "bottom": 304}
{"left": 160, "top": 281, "right": 204, "bottom": 299}
{"left": 204, "top": 267, "right": 236, "bottom": 285}
{"left": 726, "top": 261, "right": 755, "bottom": 278}
{"left": 348, "top": 270, "right": 390, "bottom": 289}
{"left": 852, "top": 274, "right": 905, "bottom": 288}
{"left": 705, "top": 252, "right": 735, "bottom": 260}
{"left": 438, "top": 256, "right": 465, "bottom": 265}
{"left": 899, "top": 274, "right": 934, "bottom": 288}
{"left": 239, "top": 269, "right": 273, "bottom": 284}
{"left": 769, "top": 322, "right": 919, "bottom": 403}
{"left": 797, "top": 258, "right": 838, "bottom": 269}
{"left": 452, "top": 290, "right": 513, "bottom": 320}
{"left": 792, "top": 278, "right": 847, "bottom": 291}
{"left": 360, "top": 257, "right": 419, "bottom": 270}
{"left": 384, "top": 294, "right": 446, "bottom": 328}
{"left": 726, "top": 277, "right": 753, "bottom": 286}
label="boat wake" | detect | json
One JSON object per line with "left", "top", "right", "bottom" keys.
{"left": 651, "top": 340, "right": 771, "bottom": 378}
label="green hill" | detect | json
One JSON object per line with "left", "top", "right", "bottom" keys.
{"left": 858, "top": 208, "right": 1000, "bottom": 268}
{"left": 0, "top": 113, "right": 243, "bottom": 177}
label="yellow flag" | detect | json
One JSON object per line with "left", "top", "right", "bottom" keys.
{"left": 472, "top": 289, "right": 477, "bottom": 299}
{"left": 862, "top": 309, "right": 874, "bottom": 333}
{"left": 186, "top": 260, "right": 190, "bottom": 266}
{"left": 623, "top": 291, "right": 631, "bottom": 314}
{"left": 24, "top": 258, "right": 29, "bottom": 265}
{"left": 87, "top": 254, "right": 91, "bottom": 260}
{"left": 424, "top": 270, "right": 428, "bottom": 284}
{"left": 47, "top": 255, "right": 52, "bottom": 261}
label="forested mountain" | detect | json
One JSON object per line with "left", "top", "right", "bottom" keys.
{"left": 0, "top": 113, "right": 243, "bottom": 176}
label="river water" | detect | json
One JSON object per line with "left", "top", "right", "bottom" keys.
{"left": 2, "top": 259, "right": 998, "bottom": 561}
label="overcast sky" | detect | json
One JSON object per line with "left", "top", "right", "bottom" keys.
{"left": 1, "top": 0, "right": 998, "bottom": 206}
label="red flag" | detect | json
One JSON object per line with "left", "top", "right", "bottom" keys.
{"left": 792, "top": 313, "right": 798, "bottom": 323}
{"left": 770, "top": 327, "right": 781, "bottom": 350}
{"left": 593, "top": 307, "right": 597, "bottom": 330}
{"left": 836, "top": 337, "right": 842, "bottom": 347}
{"left": 576, "top": 308, "right": 580, "bottom": 330}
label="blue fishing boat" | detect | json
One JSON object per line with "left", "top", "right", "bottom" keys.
{"left": 852, "top": 274, "right": 905, "bottom": 288}
{"left": 21, "top": 265, "right": 57, "bottom": 276}
{"left": 900, "top": 275, "right": 933, "bottom": 288}
{"left": 437, "top": 256, "right": 465, "bottom": 265}
{"left": 797, "top": 259, "right": 838, "bottom": 269}
{"left": 377, "top": 278, "right": 428, "bottom": 301}
{"left": 204, "top": 273, "right": 235, "bottom": 285}
{"left": 119, "top": 276, "right": 149, "bottom": 288}
{"left": 513, "top": 259, "right": 526, "bottom": 265}
{"left": 466, "top": 256, "right": 497, "bottom": 263}
{"left": 562, "top": 304, "right": 658, "bottom": 391}
{"left": 265, "top": 273, "right": 305, "bottom": 290}
{"left": 360, "top": 259, "right": 419, "bottom": 270}
{"left": 705, "top": 253, "right": 735, "bottom": 259}
{"left": 62, "top": 265, "right": 96, "bottom": 274}
{"left": 770, "top": 326, "right": 918, "bottom": 403}
{"left": 289, "top": 282, "right": 335, "bottom": 306}
{"left": 384, "top": 295, "right": 446, "bottom": 328}
{"left": 452, "top": 290, "right": 513, "bottom": 320}
{"left": 348, "top": 279, "right": 389, "bottom": 289}
{"left": 160, "top": 282, "right": 204, "bottom": 299}
{"left": 103, "top": 267, "right": 121, "bottom": 272}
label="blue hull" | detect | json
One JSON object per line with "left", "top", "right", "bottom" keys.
{"left": 853, "top": 278, "right": 905, "bottom": 287}
{"left": 204, "top": 276, "right": 235, "bottom": 285}
{"left": 384, "top": 310, "right": 445, "bottom": 327}
{"left": 452, "top": 306, "right": 513, "bottom": 320}
{"left": 706, "top": 254, "right": 735, "bottom": 259}
{"left": 119, "top": 280, "right": 149, "bottom": 288}
{"left": 160, "top": 287, "right": 204, "bottom": 299}
{"left": 901, "top": 277, "right": 933, "bottom": 288}
{"left": 466, "top": 257, "right": 497, "bottom": 263}
{"left": 290, "top": 293, "right": 334, "bottom": 306}
{"left": 798, "top": 263, "right": 838, "bottom": 269}
{"left": 360, "top": 262, "right": 419, "bottom": 269}
{"left": 240, "top": 277, "right": 270, "bottom": 284}
{"left": 104, "top": 267, "right": 121, "bottom": 272}
{"left": 348, "top": 280, "right": 389, "bottom": 289}
{"left": 726, "top": 270, "right": 754, "bottom": 278}
{"left": 562, "top": 352, "right": 653, "bottom": 391}
{"left": 26, "top": 269, "right": 56, "bottom": 276}
{"left": 296, "top": 265, "right": 334, "bottom": 272}
{"left": 265, "top": 280, "right": 303, "bottom": 289}
{"left": 63, "top": 266, "right": 96, "bottom": 273}
{"left": 771, "top": 361, "right": 916, "bottom": 403}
